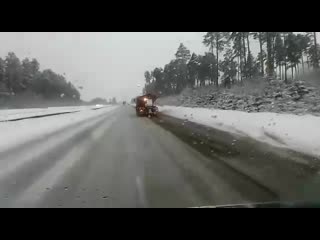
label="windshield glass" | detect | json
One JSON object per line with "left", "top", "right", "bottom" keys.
{"left": 0, "top": 32, "right": 320, "bottom": 208}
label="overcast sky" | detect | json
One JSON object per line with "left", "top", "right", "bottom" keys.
{"left": 0, "top": 32, "right": 208, "bottom": 101}
{"left": 0, "top": 32, "right": 319, "bottom": 101}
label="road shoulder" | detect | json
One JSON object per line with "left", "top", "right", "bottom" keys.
{"left": 152, "top": 113, "right": 320, "bottom": 202}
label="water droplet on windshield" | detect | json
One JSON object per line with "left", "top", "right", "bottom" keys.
{"left": 64, "top": 187, "right": 68, "bottom": 191}
{"left": 200, "top": 142, "right": 204, "bottom": 145}
{"left": 102, "top": 196, "right": 108, "bottom": 199}
{"left": 193, "top": 141, "right": 197, "bottom": 145}
{"left": 46, "top": 187, "right": 50, "bottom": 191}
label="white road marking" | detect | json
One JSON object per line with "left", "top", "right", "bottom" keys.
{"left": 136, "top": 176, "right": 147, "bottom": 208}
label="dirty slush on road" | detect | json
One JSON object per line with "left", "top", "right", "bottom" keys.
{"left": 152, "top": 111, "right": 320, "bottom": 205}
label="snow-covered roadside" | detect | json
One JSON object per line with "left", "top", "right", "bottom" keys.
{"left": 159, "top": 106, "right": 320, "bottom": 158}
{"left": 0, "top": 105, "right": 107, "bottom": 121}
{"left": 0, "top": 105, "right": 118, "bottom": 152}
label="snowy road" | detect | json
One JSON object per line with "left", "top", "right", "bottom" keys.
{"left": 0, "top": 106, "right": 320, "bottom": 208}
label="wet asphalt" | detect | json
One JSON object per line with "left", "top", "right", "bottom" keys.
{"left": 1, "top": 106, "right": 320, "bottom": 208}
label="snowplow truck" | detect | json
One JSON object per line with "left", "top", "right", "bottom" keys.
{"left": 135, "top": 93, "right": 158, "bottom": 117}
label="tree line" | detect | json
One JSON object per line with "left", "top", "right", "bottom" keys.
{"left": 0, "top": 52, "right": 80, "bottom": 100}
{"left": 144, "top": 32, "right": 320, "bottom": 96}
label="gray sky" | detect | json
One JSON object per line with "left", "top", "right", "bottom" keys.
{"left": 0, "top": 32, "right": 207, "bottom": 101}
{"left": 0, "top": 32, "right": 319, "bottom": 102}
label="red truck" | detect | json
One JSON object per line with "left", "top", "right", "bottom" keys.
{"left": 135, "top": 93, "right": 158, "bottom": 117}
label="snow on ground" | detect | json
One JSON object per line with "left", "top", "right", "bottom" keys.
{"left": 160, "top": 106, "right": 320, "bottom": 158}
{"left": 0, "top": 105, "right": 107, "bottom": 121}
{"left": 0, "top": 105, "right": 118, "bottom": 152}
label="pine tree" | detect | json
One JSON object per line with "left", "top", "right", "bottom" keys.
{"left": 266, "top": 32, "right": 275, "bottom": 77}
{"left": 296, "top": 34, "right": 311, "bottom": 74}
{"left": 203, "top": 32, "right": 230, "bottom": 86}
{"left": 187, "top": 53, "right": 200, "bottom": 87}
{"left": 4, "top": 52, "right": 23, "bottom": 93}
{"left": 274, "top": 33, "right": 286, "bottom": 80}
{"left": 175, "top": 43, "right": 191, "bottom": 64}
{"left": 197, "top": 53, "right": 217, "bottom": 87}
{"left": 0, "top": 58, "right": 5, "bottom": 85}
{"left": 0, "top": 58, "right": 8, "bottom": 95}
{"left": 174, "top": 43, "right": 191, "bottom": 92}
{"left": 144, "top": 71, "right": 152, "bottom": 84}
{"left": 245, "top": 32, "right": 252, "bottom": 77}
{"left": 230, "top": 32, "right": 245, "bottom": 81}
{"left": 285, "top": 33, "right": 301, "bottom": 80}
{"left": 152, "top": 67, "right": 164, "bottom": 93}
{"left": 220, "top": 49, "right": 238, "bottom": 85}
{"left": 313, "top": 32, "right": 319, "bottom": 69}
{"left": 252, "top": 32, "right": 266, "bottom": 76}
{"left": 306, "top": 32, "right": 320, "bottom": 69}
{"left": 163, "top": 61, "right": 177, "bottom": 94}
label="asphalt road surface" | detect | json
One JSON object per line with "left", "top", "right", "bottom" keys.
{"left": 1, "top": 106, "right": 319, "bottom": 208}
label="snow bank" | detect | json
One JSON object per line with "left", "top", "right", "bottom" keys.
{"left": 0, "top": 105, "right": 118, "bottom": 152}
{"left": 0, "top": 105, "right": 106, "bottom": 121}
{"left": 160, "top": 106, "right": 320, "bottom": 157}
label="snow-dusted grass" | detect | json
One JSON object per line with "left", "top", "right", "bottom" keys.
{"left": 0, "top": 105, "right": 118, "bottom": 152}
{"left": 160, "top": 106, "right": 320, "bottom": 158}
{"left": 0, "top": 105, "right": 107, "bottom": 121}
